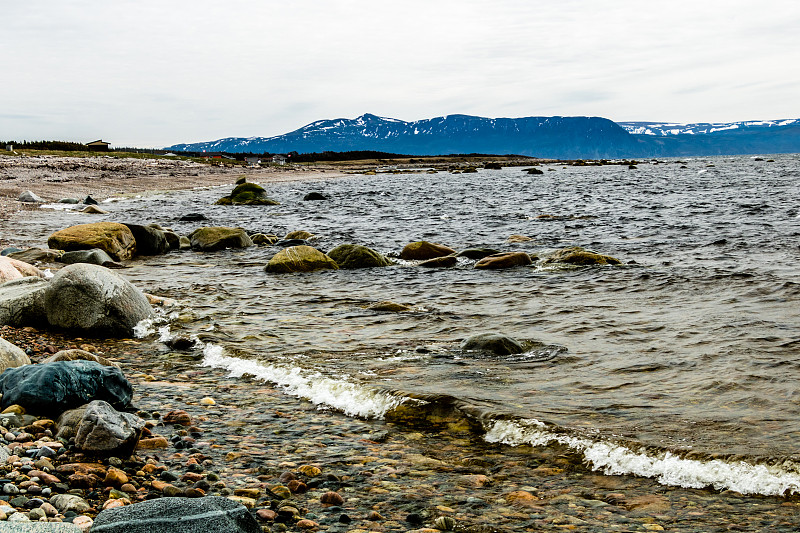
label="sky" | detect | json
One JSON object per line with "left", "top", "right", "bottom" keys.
{"left": 4, "top": 0, "right": 800, "bottom": 148}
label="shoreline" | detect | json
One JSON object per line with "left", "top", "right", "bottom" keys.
{"left": 2, "top": 157, "right": 800, "bottom": 530}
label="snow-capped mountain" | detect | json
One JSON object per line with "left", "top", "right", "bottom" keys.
{"left": 167, "top": 114, "right": 800, "bottom": 158}
{"left": 618, "top": 119, "right": 800, "bottom": 136}
{"left": 168, "top": 113, "right": 643, "bottom": 159}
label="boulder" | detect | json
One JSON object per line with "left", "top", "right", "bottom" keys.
{"left": 18, "top": 190, "right": 45, "bottom": 203}
{"left": 456, "top": 248, "right": 502, "bottom": 260}
{"left": 82, "top": 205, "right": 110, "bottom": 214}
{"left": 83, "top": 195, "right": 99, "bottom": 205}
{"left": 123, "top": 223, "right": 169, "bottom": 256}
{"left": 400, "top": 241, "right": 456, "bottom": 261}
{"left": 59, "top": 198, "right": 81, "bottom": 204}
{"left": 215, "top": 182, "right": 279, "bottom": 206}
{"left": 419, "top": 255, "right": 457, "bottom": 268}
{"left": 544, "top": 246, "right": 621, "bottom": 266}
{"left": 474, "top": 252, "right": 533, "bottom": 270}
{"left": 303, "top": 192, "right": 328, "bottom": 201}
{"left": 163, "top": 231, "right": 180, "bottom": 250}
{"left": 0, "top": 276, "right": 48, "bottom": 327}
{"left": 7, "top": 247, "right": 64, "bottom": 265}
{"left": 60, "top": 248, "right": 118, "bottom": 267}
{"left": 68, "top": 400, "right": 144, "bottom": 457}
{"left": 0, "top": 247, "right": 23, "bottom": 256}
{"left": 251, "top": 233, "right": 279, "bottom": 245}
{"left": 284, "top": 230, "right": 315, "bottom": 240}
{"left": 3, "top": 256, "right": 45, "bottom": 278}
{"left": 265, "top": 246, "right": 339, "bottom": 274}
{"left": 0, "top": 337, "right": 30, "bottom": 374}
{"left": 43, "top": 348, "right": 119, "bottom": 367}
{"left": 92, "top": 496, "right": 261, "bottom": 533}
{"left": 461, "top": 333, "right": 525, "bottom": 356}
{"left": 0, "top": 258, "right": 23, "bottom": 283}
{"left": 327, "top": 244, "right": 392, "bottom": 269}
{"left": 367, "top": 301, "right": 412, "bottom": 312}
{"left": 0, "top": 360, "right": 133, "bottom": 414}
{"left": 274, "top": 238, "right": 310, "bottom": 248}
{"left": 189, "top": 227, "right": 253, "bottom": 252}
{"left": 44, "top": 263, "right": 153, "bottom": 336}
{"left": 47, "top": 222, "right": 137, "bottom": 261}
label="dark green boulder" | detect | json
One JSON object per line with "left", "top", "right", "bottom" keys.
{"left": 328, "top": 244, "right": 392, "bottom": 269}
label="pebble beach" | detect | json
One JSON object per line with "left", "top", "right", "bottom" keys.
{"left": 1, "top": 154, "right": 800, "bottom": 532}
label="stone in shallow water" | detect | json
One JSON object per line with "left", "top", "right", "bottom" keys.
{"left": 460, "top": 332, "right": 525, "bottom": 356}
{"left": 91, "top": 496, "right": 261, "bottom": 533}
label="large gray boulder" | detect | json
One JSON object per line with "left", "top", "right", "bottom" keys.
{"left": 0, "top": 360, "right": 133, "bottom": 415}
{"left": 18, "top": 190, "right": 45, "bottom": 203}
{"left": 91, "top": 496, "right": 261, "bottom": 533}
{"left": 44, "top": 263, "right": 153, "bottom": 336}
{"left": 65, "top": 400, "right": 144, "bottom": 457}
{"left": 0, "top": 337, "right": 30, "bottom": 374}
{"left": 0, "top": 277, "right": 48, "bottom": 327}
{"left": 461, "top": 332, "right": 525, "bottom": 356}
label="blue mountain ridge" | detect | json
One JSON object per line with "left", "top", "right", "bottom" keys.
{"left": 167, "top": 113, "right": 800, "bottom": 158}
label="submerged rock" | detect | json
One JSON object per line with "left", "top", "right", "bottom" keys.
{"left": 303, "top": 192, "right": 328, "bottom": 201}
{"left": 544, "top": 246, "right": 621, "bottom": 266}
{"left": 400, "top": 241, "right": 456, "bottom": 261}
{"left": 0, "top": 360, "right": 133, "bottom": 414}
{"left": 47, "top": 222, "right": 137, "bottom": 261}
{"left": 474, "top": 251, "right": 533, "bottom": 270}
{"left": 284, "top": 230, "right": 315, "bottom": 240}
{"left": 251, "top": 233, "right": 279, "bottom": 245}
{"left": 327, "top": 244, "right": 392, "bottom": 269}
{"left": 265, "top": 246, "right": 339, "bottom": 274}
{"left": 419, "top": 255, "right": 457, "bottom": 268}
{"left": 456, "top": 248, "right": 502, "bottom": 260}
{"left": 189, "top": 227, "right": 254, "bottom": 252}
{"left": 44, "top": 263, "right": 153, "bottom": 336}
{"left": 368, "top": 301, "right": 412, "bottom": 312}
{"left": 461, "top": 332, "right": 525, "bottom": 356}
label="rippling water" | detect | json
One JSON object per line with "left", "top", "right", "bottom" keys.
{"left": 6, "top": 154, "right": 800, "bottom": 494}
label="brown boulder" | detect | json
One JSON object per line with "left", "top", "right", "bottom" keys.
{"left": 400, "top": 241, "right": 456, "bottom": 260}
{"left": 47, "top": 222, "right": 136, "bottom": 261}
{"left": 474, "top": 252, "right": 533, "bottom": 270}
{"left": 545, "top": 246, "right": 621, "bottom": 266}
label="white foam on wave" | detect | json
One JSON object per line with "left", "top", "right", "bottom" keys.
{"left": 484, "top": 419, "right": 800, "bottom": 496}
{"left": 201, "top": 344, "right": 407, "bottom": 419}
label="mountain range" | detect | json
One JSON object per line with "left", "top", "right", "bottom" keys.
{"left": 167, "top": 114, "right": 800, "bottom": 159}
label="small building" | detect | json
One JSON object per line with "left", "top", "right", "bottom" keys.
{"left": 87, "top": 140, "right": 110, "bottom": 151}
{"left": 272, "top": 154, "right": 288, "bottom": 165}
{"left": 245, "top": 157, "right": 261, "bottom": 167}
{"left": 5, "top": 144, "right": 12, "bottom": 151}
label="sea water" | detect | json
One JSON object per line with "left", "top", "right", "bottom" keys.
{"left": 6, "top": 154, "right": 800, "bottom": 495}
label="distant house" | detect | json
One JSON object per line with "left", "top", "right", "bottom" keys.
{"left": 5, "top": 144, "right": 12, "bottom": 151}
{"left": 87, "top": 140, "right": 110, "bottom": 151}
{"left": 245, "top": 157, "right": 261, "bottom": 167}
{"left": 272, "top": 154, "right": 288, "bottom": 165}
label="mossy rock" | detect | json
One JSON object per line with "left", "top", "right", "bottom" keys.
{"left": 47, "top": 222, "right": 137, "bottom": 261}
{"left": 189, "top": 227, "right": 254, "bottom": 251}
{"left": 368, "top": 301, "right": 412, "bottom": 312}
{"left": 252, "top": 233, "right": 279, "bottom": 245}
{"left": 506, "top": 234, "right": 533, "bottom": 243}
{"left": 264, "top": 245, "right": 339, "bottom": 274}
{"left": 328, "top": 244, "right": 391, "bottom": 269}
{"left": 216, "top": 182, "right": 279, "bottom": 205}
{"left": 545, "top": 246, "right": 621, "bottom": 266}
{"left": 474, "top": 252, "right": 533, "bottom": 270}
{"left": 284, "top": 230, "right": 315, "bottom": 240}
{"left": 400, "top": 241, "right": 456, "bottom": 261}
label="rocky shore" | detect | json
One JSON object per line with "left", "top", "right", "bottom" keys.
{"left": 2, "top": 155, "right": 800, "bottom": 532}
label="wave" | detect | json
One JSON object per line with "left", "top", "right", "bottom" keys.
{"left": 200, "top": 344, "right": 408, "bottom": 418}
{"left": 484, "top": 418, "right": 800, "bottom": 497}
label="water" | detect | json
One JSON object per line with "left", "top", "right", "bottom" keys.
{"left": 5, "top": 154, "right": 800, "bottom": 495}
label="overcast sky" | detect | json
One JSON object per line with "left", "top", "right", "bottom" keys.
{"left": 4, "top": 0, "right": 799, "bottom": 147}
